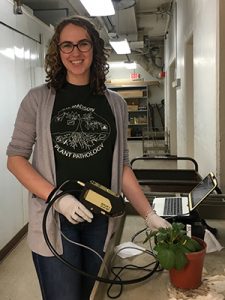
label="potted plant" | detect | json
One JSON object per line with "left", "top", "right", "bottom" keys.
{"left": 144, "top": 222, "right": 207, "bottom": 289}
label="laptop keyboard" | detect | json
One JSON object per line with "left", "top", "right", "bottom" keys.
{"left": 164, "top": 197, "right": 183, "bottom": 215}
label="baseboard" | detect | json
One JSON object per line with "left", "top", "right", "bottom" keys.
{"left": 0, "top": 223, "right": 28, "bottom": 262}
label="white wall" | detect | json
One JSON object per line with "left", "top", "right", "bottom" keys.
{"left": 164, "top": 0, "right": 220, "bottom": 179}
{"left": 0, "top": 0, "right": 53, "bottom": 251}
{"left": 218, "top": 1, "right": 225, "bottom": 192}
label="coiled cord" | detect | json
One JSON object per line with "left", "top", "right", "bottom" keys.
{"left": 42, "top": 187, "right": 160, "bottom": 286}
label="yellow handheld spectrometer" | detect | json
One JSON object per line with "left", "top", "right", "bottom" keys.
{"left": 78, "top": 180, "right": 125, "bottom": 217}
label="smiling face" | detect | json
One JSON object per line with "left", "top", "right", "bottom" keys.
{"left": 59, "top": 23, "right": 93, "bottom": 85}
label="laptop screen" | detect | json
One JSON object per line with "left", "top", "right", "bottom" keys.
{"left": 190, "top": 173, "right": 217, "bottom": 208}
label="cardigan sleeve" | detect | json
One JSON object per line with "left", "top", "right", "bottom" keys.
{"left": 6, "top": 89, "right": 38, "bottom": 159}
{"left": 122, "top": 99, "right": 130, "bottom": 166}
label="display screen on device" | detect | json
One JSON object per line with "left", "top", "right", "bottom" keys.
{"left": 190, "top": 173, "right": 217, "bottom": 209}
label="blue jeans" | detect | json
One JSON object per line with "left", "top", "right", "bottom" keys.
{"left": 32, "top": 214, "right": 108, "bottom": 300}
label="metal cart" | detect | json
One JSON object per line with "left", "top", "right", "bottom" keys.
{"left": 142, "top": 130, "right": 170, "bottom": 156}
{"left": 129, "top": 155, "right": 225, "bottom": 220}
{"left": 131, "top": 155, "right": 201, "bottom": 193}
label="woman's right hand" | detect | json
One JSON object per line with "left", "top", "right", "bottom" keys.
{"left": 53, "top": 194, "right": 94, "bottom": 224}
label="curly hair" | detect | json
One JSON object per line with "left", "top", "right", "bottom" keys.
{"left": 45, "top": 15, "right": 109, "bottom": 94}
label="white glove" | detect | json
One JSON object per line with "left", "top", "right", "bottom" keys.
{"left": 53, "top": 194, "right": 93, "bottom": 224}
{"left": 145, "top": 211, "right": 171, "bottom": 231}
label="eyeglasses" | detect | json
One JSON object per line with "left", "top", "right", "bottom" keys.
{"left": 58, "top": 39, "right": 93, "bottom": 54}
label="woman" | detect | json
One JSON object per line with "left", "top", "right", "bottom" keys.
{"left": 7, "top": 16, "right": 170, "bottom": 300}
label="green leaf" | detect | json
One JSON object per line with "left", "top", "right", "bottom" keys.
{"left": 174, "top": 251, "right": 188, "bottom": 270}
{"left": 190, "top": 239, "right": 203, "bottom": 251}
{"left": 143, "top": 230, "right": 158, "bottom": 244}
{"left": 156, "top": 247, "right": 176, "bottom": 270}
{"left": 172, "top": 222, "right": 185, "bottom": 231}
{"left": 143, "top": 222, "right": 204, "bottom": 271}
{"left": 183, "top": 238, "right": 202, "bottom": 252}
{"left": 156, "top": 232, "right": 170, "bottom": 243}
{"left": 180, "top": 244, "right": 191, "bottom": 253}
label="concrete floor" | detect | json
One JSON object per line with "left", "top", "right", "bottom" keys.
{"left": 0, "top": 216, "right": 225, "bottom": 300}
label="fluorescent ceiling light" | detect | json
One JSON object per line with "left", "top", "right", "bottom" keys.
{"left": 125, "top": 62, "right": 137, "bottom": 69}
{"left": 80, "top": 0, "right": 115, "bottom": 16}
{"left": 109, "top": 39, "right": 131, "bottom": 55}
{"left": 109, "top": 61, "right": 137, "bottom": 69}
{"left": 109, "top": 62, "right": 125, "bottom": 68}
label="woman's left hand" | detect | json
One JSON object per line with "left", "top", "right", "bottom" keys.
{"left": 145, "top": 211, "right": 171, "bottom": 231}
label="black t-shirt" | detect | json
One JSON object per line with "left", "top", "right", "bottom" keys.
{"left": 50, "top": 82, "right": 116, "bottom": 194}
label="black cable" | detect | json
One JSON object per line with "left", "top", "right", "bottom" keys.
{"left": 106, "top": 232, "right": 163, "bottom": 298}
{"left": 131, "top": 227, "right": 148, "bottom": 243}
{"left": 107, "top": 261, "right": 162, "bottom": 298}
{"left": 42, "top": 189, "right": 160, "bottom": 285}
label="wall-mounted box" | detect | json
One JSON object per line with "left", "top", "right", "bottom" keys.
{"left": 172, "top": 78, "right": 181, "bottom": 88}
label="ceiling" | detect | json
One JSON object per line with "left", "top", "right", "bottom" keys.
{"left": 22, "top": 0, "right": 173, "bottom": 76}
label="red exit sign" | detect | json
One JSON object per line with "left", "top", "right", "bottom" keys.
{"left": 130, "top": 73, "right": 141, "bottom": 80}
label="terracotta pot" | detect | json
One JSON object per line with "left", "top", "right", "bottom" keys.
{"left": 169, "top": 237, "right": 207, "bottom": 289}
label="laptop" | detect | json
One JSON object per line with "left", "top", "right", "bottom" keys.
{"left": 152, "top": 172, "right": 217, "bottom": 217}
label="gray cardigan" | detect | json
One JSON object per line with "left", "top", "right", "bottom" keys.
{"left": 7, "top": 84, "right": 130, "bottom": 256}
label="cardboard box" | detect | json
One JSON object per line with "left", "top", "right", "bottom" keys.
{"left": 117, "top": 90, "right": 144, "bottom": 98}
{"left": 127, "top": 105, "right": 139, "bottom": 111}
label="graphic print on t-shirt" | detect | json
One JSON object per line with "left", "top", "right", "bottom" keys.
{"left": 51, "top": 104, "right": 111, "bottom": 159}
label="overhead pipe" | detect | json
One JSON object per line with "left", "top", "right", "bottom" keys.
{"left": 164, "top": 0, "right": 174, "bottom": 38}
{"left": 13, "top": 0, "right": 23, "bottom": 15}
